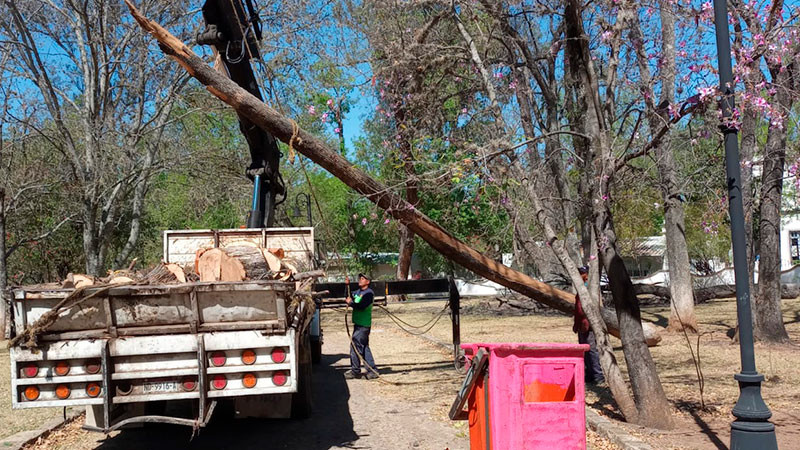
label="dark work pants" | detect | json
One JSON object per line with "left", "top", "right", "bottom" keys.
{"left": 578, "top": 330, "right": 604, "bottom": 383}
{"left": 350, "top": 325, "right": 377, "bottom": 373}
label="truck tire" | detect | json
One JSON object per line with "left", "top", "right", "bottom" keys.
{"left": 311, "top": 338, "right": 322, "bottom": 365}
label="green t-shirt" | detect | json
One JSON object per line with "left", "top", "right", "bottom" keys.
{"left": 351, "top": 287, "right": 374, "bottom": 327}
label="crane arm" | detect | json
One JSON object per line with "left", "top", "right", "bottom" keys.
{"left": 197, "top": 0, "right": 284, "bottom": 227}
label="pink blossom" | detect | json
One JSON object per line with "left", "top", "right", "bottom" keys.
{"left": 334, "top": 127, "right": 341, "bottom": 134}
{"left": 361, "top": 218, "right": 367, "bottom": 225}
{"left": 307, "top": 105, "right": 316, "bottom": 115}
{"left": 327, "top": 99, "right": 334, "bottom": 107}
{"left": 384, "top": 218, "right": 390, "bottom": 224}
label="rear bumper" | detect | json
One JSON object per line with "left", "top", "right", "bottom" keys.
{"left": 10, "top": 329, "right": 299, "bottom": 430}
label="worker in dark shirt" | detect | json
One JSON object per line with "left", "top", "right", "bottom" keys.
{"left": 345, "top": 273, "right": 379, "bottom": 379}
{"left": 574, "top": 266, "right": 604, "bottom": 384}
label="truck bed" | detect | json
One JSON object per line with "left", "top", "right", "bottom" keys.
{"left": 13, "top": 281, "right": 292, "bottom": 341}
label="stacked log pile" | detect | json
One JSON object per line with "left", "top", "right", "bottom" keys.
{"left": 61, "top": 245, "right": 311, "bottom": 288}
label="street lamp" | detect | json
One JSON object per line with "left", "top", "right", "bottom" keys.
{"left": 293, "top": 192, "right": 312, "bottom": 227}
{"left": 711, "top": 0, "right": 778, "bottom": 448}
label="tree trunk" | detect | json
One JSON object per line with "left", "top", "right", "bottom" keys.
{"left": 594, "top": 190, "right": 674, "bottom": 428}
{"left": 395, "top": 107, "right": 417, "bottom": 281}
{"left": 0, "top": 191, "right": 9, "bottom": 338}
{"left": 660, "top": 156, "right": 696, "bottom": 332}
{"left": 397, "top": 224, "right": 414, "bottom": 279}
{"left": 530, "top": 190, "right": 639, "bottom": 423}
{"left": 754, "top": 74, "right": 791, "bottom": 342}
{"left": 648, "top": 1, "right": 696, "bottom": 333}
{"left": 561, "top": 0, "right": 673, "bottom": 428}
{"left": 83, "top": 206, "right": 104, "bottom": 277}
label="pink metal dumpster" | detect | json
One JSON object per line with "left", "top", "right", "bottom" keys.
{"left": 452, "top": 343, "right": 590, "bottom": 450}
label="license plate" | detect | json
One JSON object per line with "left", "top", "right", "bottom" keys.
{"left": 143, "top": 381, "right": 177, "bottom": 394}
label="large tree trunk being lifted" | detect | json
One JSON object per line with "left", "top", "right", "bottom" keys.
{"left": 124, "top": 1, "right": 663, "bottom": 345}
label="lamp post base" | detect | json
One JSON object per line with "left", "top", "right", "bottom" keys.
{"left": 730, "top": 373, "right": 778, "bottom": 450}
{"left": 730, "top": 421, "right": 777, "bottom": 450}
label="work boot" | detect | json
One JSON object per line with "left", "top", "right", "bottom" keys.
{"left": 365, "top": 371, "right": 379, "bottom": 380}
{"left": 344, "top": 370, "right": 360, "bottom": 380}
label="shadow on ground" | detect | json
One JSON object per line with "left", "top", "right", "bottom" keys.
{"left": 91, "top": 353, "right": 358, "bottom": 450}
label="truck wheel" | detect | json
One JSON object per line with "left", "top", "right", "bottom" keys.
{"left": 291, "top": 360, "right": 313, "bottom": 419}
{"left": 311, "top": 339, "right": 322, "bottom": 365}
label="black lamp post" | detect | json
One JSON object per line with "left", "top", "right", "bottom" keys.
{"left": 711, "top": 0, "right": 778, "bottom": 448}
{"left": 293, "top": 192, "right": 312, "bottom": 227}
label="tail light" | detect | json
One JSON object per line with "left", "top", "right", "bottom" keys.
{"left": 55, "top": 385, "right": 71, "bottom": 399}
{"left": 54, "top": 361, "right": 70, "bottom": 376}
{"left": 86, "top": 382, "right": 102, "bottom": 398}
{"left": 84, "top": 360, "right": 101, "bottom": 374}
{"left": 241, "top": 349, "right": 256, "bottom": 365}
{"left": 211, "top": 375, "right": 227, "bottom": 390}
{"left": 21, "top": 363, "right": 39, "bottom": 378}
{"left": 23, "top": 386, "right": 40, "bottom": 401}
{"left": 272, "top": 371, "right": 287, "bottom": 386}
{"left": 210, "top": 351, "right": 227, "bottom": 367}
{"left": 242, "top": 373, "right": 257, "bottom": 388}
{"left": 270, "top": 348, "right": 286, "bottom": 364}
{"left": 181, "top": 377, "right": 197, "bottom": 391}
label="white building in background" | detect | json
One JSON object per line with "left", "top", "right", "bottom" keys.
{"left": 780, "top": 216, "right": 800, "bottom": 270}
{"left": 779, "top": 165, "right": 800, "bottom": 271}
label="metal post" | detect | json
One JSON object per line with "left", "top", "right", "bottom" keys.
{"left": 294, "top": 193, "right": 312, "bottom": 226}
{"left": 247, "top": 174, "right": 264, "bottom": 228}
{"left": 449, "top": 277, "right": 461, "bottom": 364}
{"left": 711, "top": 0, "right": 778, "bottom": 448}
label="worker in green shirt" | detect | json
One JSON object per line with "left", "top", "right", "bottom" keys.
{"left": 344, "top": 273, "right": 379, "bottom": 379}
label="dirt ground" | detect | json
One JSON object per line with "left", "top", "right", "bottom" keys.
{"left": 3, "top": 305, "right": 616, "bottom": 450}
{"left": 8, "top": 294, "right": 794, "bottom": 449}
{"left": 377, "top": 295, "right": 800, "bottom": 450}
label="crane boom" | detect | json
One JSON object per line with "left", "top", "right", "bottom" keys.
{"left": 197, "top": 0, "right": 283, "bottom": 228}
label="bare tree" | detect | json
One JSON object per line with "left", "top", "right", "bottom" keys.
{"left": 0, "top": 0, "right": 189, "bottom": 275}
{"left": 563, "top": 0, "right": 674, "bottom": 427}
{"left": 629, "top": 1, "right": 696, "bottom": 332}
{"left": 729, "top": 0, "right": 797, "bottom": 342}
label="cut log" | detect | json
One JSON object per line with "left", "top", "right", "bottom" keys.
{"left": 108, "top": 276, "right": 135, "bottom": 285}
{"left": 268, "top": 248, "right": 285, "bottom": 259}
{"left": 261, "top": 249, "right": 282, "bottom": 272}
{"left": 196, "top": 248, "right": 246, "bottom": 282}
{"left": 62, "top": 274, "right": 95, "bottom": 289}
{"left": 124, "top": 3, "right": 662, "bottom": 346}
{"left": 222, "top": 246, "right": 275, "bottom": 280}
{"left": 294, "top": 269, "right": 325, "bottom": 280}
{"left": 142, "top": 263, "right": 186, "bottom": 284}
{"left": 194, "top": 248, "right": 207, "bottom": 274}
{"left": 165, "top": 263, "right": 187, "bottom": 283}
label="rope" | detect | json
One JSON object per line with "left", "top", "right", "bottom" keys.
{"left": 341, "top": 306, "right": 459, "bottom": 386}
{"left": 288, "top": 119, "right": 301, "bottom": 164}
{"left": 376, "top": 303, "right": 450, "bottom": 336}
